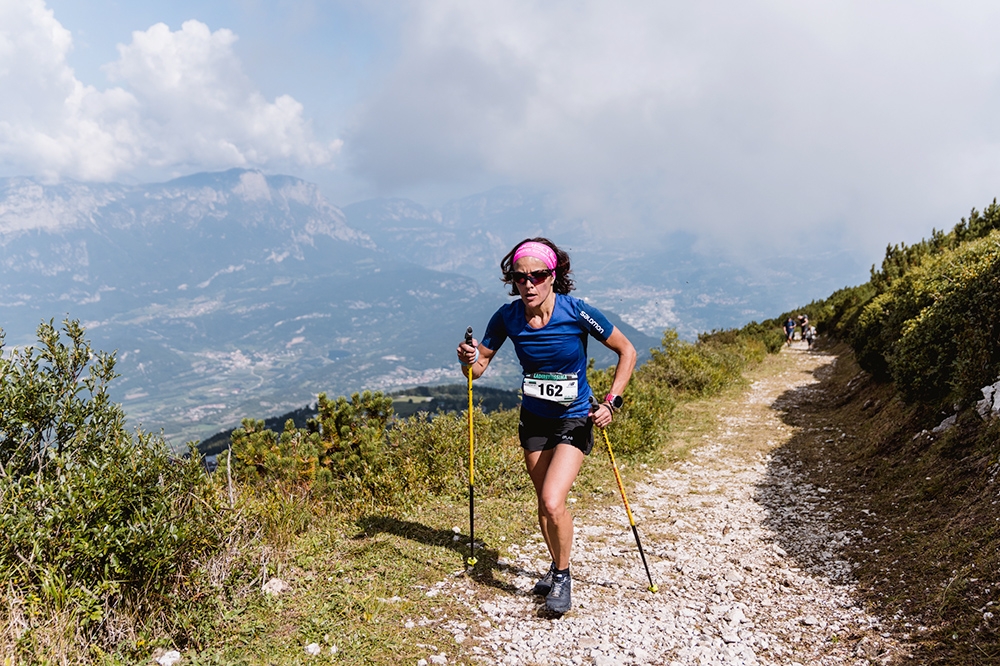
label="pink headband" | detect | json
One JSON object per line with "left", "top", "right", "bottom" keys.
{"left": 512, "top": 242, "right": 557, "bottom": 270}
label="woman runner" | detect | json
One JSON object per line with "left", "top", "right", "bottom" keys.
{"left": 456, "top": 238, "right": 636, "bottom": 614}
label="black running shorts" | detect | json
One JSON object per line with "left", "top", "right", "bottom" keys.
{"left": 518, "top": 407, "right": 594, "bottom": 456}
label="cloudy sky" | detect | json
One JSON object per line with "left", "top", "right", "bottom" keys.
{"left": 3, "top": 0, "right": 1000, "bottom": 272}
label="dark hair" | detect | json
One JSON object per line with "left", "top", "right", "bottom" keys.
{"left": 500, "top": 237, "right": 575, "bottom": 296}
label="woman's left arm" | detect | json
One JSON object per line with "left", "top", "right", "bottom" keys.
{"left": 593, "top": 327, "right": 637, "bottom": 427}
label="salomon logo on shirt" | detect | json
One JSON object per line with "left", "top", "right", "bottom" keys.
{"left": 580, "top": 310, "right": 605, "bottom": 335}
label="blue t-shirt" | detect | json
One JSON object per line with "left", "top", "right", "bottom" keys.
{"left": 481, "top": 294, "right": 614, "bottom": 419}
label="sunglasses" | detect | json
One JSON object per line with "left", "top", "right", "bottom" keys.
{"left": 509, "top": 269, "right": 553, "bottom": 285}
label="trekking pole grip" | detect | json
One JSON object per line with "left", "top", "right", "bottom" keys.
{"left": 463, "top": 327, "right": 475, "bottom": 377}
{"left": 589, "top": 394, "right": 604, "bottom": 422}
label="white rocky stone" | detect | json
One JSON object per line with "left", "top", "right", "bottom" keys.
{"left": 304, "top": 643, "right": 321, "bottom": 656}
{"left": 977, "top": 380, "right": 1000, "bottom": 419}
{"left": 262, "top": 577, "right": 289, "bottom": 596}
{"left": 155, "top": 651, "right": 182, "bottom": 666}
{"left": 726, "top": 607, "right": 747, "bottom": 624}
{"left": 932, "top": 414, "right": 957, "bottom": 433}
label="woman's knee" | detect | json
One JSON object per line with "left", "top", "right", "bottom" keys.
{"left": 539, "top": 493, "right": 567, "bottom": 519}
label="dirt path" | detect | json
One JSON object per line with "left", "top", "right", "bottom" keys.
{"left": 411, "top": 344, "right": 908, "bottom": 665}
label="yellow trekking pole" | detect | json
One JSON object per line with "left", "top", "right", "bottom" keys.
{"left": 464, "top": 327, "right": 477, "bottom": 567}
{"left": 590, "top": 396, "right": 657, "bottom": 593}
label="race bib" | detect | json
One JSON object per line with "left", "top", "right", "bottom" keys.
{"left": 522, "top": 372, "right": 578, "bottom": 404}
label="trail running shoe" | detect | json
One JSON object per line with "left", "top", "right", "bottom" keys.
{"left": 545, "top": 569, "right": 572, "bottom": 614}
{"left": 532, "top": 562, "right": 556, "bottom": 596}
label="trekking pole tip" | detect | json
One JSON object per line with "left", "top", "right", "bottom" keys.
{"left": 648, "top": 584, "right": 659, "bottom": 593}
{"left": 466, "top": 556, "right": 478, "bottom": 567}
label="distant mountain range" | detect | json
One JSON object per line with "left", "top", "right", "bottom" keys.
{"left": 0, "top": 169, "right": 672, "bottom": 447}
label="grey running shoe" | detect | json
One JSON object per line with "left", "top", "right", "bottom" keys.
{"left": 545, "top": 570, "right": 572, "bottom": 614}
{"left": 532, "top": 562, "right": 556, "bottom": 596}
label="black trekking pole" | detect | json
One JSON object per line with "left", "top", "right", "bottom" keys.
{"left": 590, "top": 396, "right": 657, "bottom": 593}
{"left": 464, "top": 327, "right": 477, "bottom": 568}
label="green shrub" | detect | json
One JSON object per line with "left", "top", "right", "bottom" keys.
{"left": 794, "top": 198, "right": 1000, "bottom": 362}
{"left": 869, "top": 199, "right": 1000, "bottom": 293}
{"left": 816, "top": 283, "right": 877, "bottom": 339}
{"left": 230, "top": 389, "right": 527, "bottom": 517}
{"left": 851, "top": 290, "right": 909, "bottom": 379}
{"left": 232, "top": 417, "right": 327, "bottom": 487}
{"left": 0, "top": 320, "right": 224, "bottom": 650}
{"left": 588, "top": 361, "right": 676, "bottom": 457}
{"left": 837, "top": 231, "right": 1000, "bottom": 405}
{"left": 640, "top": 330, "right": 757, "bottom": 397}
{"left": 884, "top": 234, "right": 1000, "bottom": 404}
{"left": 312, "top": 391, "right": 394, "bottom": 468}
{"left": 736, "top": 321, "right": 786, "bottom": 353}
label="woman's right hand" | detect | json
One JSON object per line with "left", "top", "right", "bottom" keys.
{"left": 457, "top": 338, "right": 479, "bottom": 366}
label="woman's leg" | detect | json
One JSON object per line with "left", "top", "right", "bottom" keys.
{"left": 524, "top": 443, "right": 585, "bottom": 569}
{"left": 524, "top": 448, "right": 557, "bottom": 563}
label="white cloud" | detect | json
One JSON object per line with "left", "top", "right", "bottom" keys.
{"left": 0, "top": 1, "right": 339, "bottom": 182}
{"left": 347, "top": 1, "right": 1000, "bottom": 256}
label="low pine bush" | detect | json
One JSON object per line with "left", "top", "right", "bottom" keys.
{"left": 0, "top": 320, "right": 226, "bottom": 657}
{"left": 807, "top": 226, "right": 1000, "bottom": 408}
{"left": 736, "top": 321, "right": 786, "bottom": 353}
{"left": 230, "top": 389, "right": 527, "bottom": 518}
{"left": 639, "top": 330, "right": 762, "bottom": 397}
{"left": 882, "top": 233, "right": 1000, "bottom": 404}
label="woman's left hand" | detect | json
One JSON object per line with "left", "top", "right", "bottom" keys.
{"left": 590, "top": 402, "right": 614, "bottom": 428}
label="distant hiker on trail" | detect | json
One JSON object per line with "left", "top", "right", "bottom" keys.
{"left": 783, "top": 317, "right": 796, "bottom": 346}
{"left": 456, "top": 237, "right": 637, "bottom": 614}
{"left": 804, "top": 324, "right": 817, "bottom": 348}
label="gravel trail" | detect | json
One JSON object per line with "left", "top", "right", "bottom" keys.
{"left": 411, "top": 345, "right": 907, "bottom": 665}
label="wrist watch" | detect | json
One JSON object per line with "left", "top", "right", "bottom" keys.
{"left": 604, "top": 393, "right": 624, "bottom": 411}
